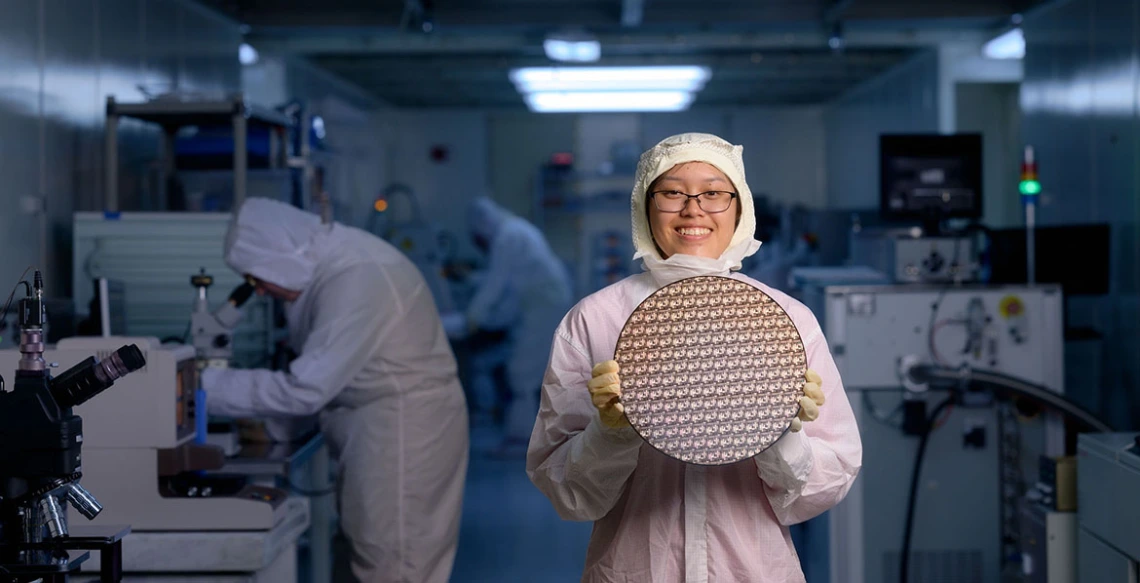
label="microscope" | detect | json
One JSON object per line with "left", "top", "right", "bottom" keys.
{"left": 189, "top": 269, "right": 266, "bottom": 451}
{"left": 189, "top": 269, "right": 255, "bottom": 369}
{"left": 0, "top": 271, "right": 147, "bottom": 582}
{"left": 0, "top": 278, "right": 309, "bottom": 578}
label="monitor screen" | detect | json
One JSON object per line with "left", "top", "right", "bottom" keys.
{"left": 880, "top": 134, "right": 983, "bottom": 222}
{"left": 986, "top": 223, "right": 1111, "bottom": 296}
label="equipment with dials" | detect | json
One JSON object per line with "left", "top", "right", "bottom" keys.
{"left": 780, "top": 133, "right": 1107, "bottom": 583}
{"left": 797, "top": 283, "right": 1068, "bottom": 583}
{"left": 190, "top": 269, "right": 256, "bottom": 368}
{"left": 849, "top": 228, "right": 979, "bottom": 284}
{"left": 0, "top": 271, "right": 147, "bottom": 582}
{"left": 845, "top": 133, "right": 985, "bottom": 286}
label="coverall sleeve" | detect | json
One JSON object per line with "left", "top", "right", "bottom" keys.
{"left": 203, "top": 267, "right": 392, "bottom": 418}
{"left": 465, "top": 225, "right": 520, "bottom": 329}
{"left": 752, "top": 306, "right": 862, "bottom": 526}
{"left": 526, "top": 322, "right": 643, "bottom": 522}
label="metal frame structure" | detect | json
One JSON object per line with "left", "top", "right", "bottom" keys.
{"left": 1, "top": 525, "right": 128, "bottom": 583}
{"left": 103, "top": 94, "right": 295, "bottom": 212}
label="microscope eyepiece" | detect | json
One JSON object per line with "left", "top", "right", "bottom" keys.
{"left": 105, "top": 344, "right": 146, "bottom": 376}
{"left": 50, "top": 344, "right": 146, "bottom": 409}
{"left": 227, "top": 282, "right": 256, "bottom": 308}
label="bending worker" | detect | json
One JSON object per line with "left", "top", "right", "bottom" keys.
{"left": 466, "top": 196, "right": 572, "bottom": 452}
{"left": 526, "top": 133, "right": 862, "bottom": 582}
{"left": 202, "top": 197, "right": 469, "bottom": 583}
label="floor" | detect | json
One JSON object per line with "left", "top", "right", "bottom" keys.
{"left": 330, "top": 421, "right": 592, "bottom": 583}
{"left": 450, "top": 425, "right": 593, "bottom": 582}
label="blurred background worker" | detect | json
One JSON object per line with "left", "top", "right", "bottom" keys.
{"left": 201, "top": 198, "right": 469, "bottom": 583}
{"left": 463, "top": 196, "right": 573, "bottom": 455}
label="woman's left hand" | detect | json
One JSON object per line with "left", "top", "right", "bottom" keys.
{"left": 789, "top": 369, "right": 825, "bottom": 432}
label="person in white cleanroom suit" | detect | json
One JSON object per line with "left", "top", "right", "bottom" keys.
{"left": 201, "top": 198, "right": 468, "bottom": 583}
{"left": 526, "top": 133, "right": 862, "bottom": 582}
{"left": 465, "top": 196, "right": 573, "bottom": 449}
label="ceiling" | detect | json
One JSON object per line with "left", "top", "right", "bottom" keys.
{"left": 196, "top": 0, "right": 1041, "bottom": 109}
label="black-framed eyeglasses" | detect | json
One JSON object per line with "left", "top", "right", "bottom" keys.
{"left": 649, "top": 190, "right": 738, "bottom": 213}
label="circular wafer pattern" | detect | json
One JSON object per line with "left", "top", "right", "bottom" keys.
{"left": 614, "top": 275, "right": 806, "bottom": 465}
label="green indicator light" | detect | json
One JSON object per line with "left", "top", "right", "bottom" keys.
{"left": 1019, "top": 180, "right": 1041, "bottom": 195}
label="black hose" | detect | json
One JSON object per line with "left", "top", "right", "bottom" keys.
{"left": 899, "top": 394, "right": 955, "bottom": 583}
{"left": 910, "top": 365, "right": 1112, "bottom": 433}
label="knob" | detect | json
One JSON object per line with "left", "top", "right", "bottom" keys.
{"left": 191, "top": 268, "right": 214, "bottom": 288}
{"left": 923, "top": 250, "right": 945, "bottom": 274}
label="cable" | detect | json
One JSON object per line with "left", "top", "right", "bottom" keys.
{"left": 928, "top": 318, "right": 966, "bottom": 366}
{"left": 900, "top": 394, "right": 955, "bottom": 583}
{"left": 930, "top": 402, "right": 955, "bottom": 430}
{"left": 0, "top": 266, "right": 35, "bottom": 326}
{"left": 912, "top": 365, "right": 1112, "bottom": 433}
{"left": 0, "top": 266, "right": 36, "bottom": 393}
{"left": 924, "top": 221, "right": 980, "bottom": 366}
{"left": 921, "top": 287, "right": 957, "bottom": 365}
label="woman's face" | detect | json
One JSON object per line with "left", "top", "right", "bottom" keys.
{"left": 647, "top": 162, "right": 739, "bottom": 260}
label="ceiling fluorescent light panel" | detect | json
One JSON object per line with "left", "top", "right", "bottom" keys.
{"left": 511, "top": 66, "right": 711, "bottom": 113}
{"left": 525, "top": 90, "right": 694, "bottom": 113}
{"left": 984, "top": 27, "right": 1025, "bottom": 60}
{"left": 543, "top": 39, "right": 601, "bottom": 63}
{"left": 511, "top": 66, "right": 711, "bottom": 92}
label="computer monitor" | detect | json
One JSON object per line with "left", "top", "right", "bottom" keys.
{"left": 880, "top": 133, "right": 983, "bottom": 224}
{"left": 986, "top": 223, "right": 1111, "bottom": 296}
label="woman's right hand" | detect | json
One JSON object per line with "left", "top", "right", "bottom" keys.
{"left": 588, "top": 360, "right": 629, "bottom": 428}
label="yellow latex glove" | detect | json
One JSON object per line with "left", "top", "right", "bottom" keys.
{"left": 588, "top": 360, "right": 629, "bottom": 429}
{"left": 789, "top": 369, "right": 825, "bottom": 432}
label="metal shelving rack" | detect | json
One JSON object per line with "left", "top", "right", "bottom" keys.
{"left": 103, "top": 94, "right": 301, "bottom": 212}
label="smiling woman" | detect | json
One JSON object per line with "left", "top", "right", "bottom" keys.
{"left": 646, "top": 161, "right": 741, "bottom": 260}
{"left": 526, "top": 132, "right": 862, "bottom": 583}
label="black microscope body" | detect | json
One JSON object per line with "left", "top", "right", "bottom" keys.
{"left": 0, "top": 272, "right": 145, "bottom": 582}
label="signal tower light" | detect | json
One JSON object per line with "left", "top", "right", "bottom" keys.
{"left": 1019, "top": 146, "right": 1041, "bottom": 197}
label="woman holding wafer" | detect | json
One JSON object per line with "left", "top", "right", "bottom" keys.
{"left": 526, "top": 132, "right": 862, "bottom": 583}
